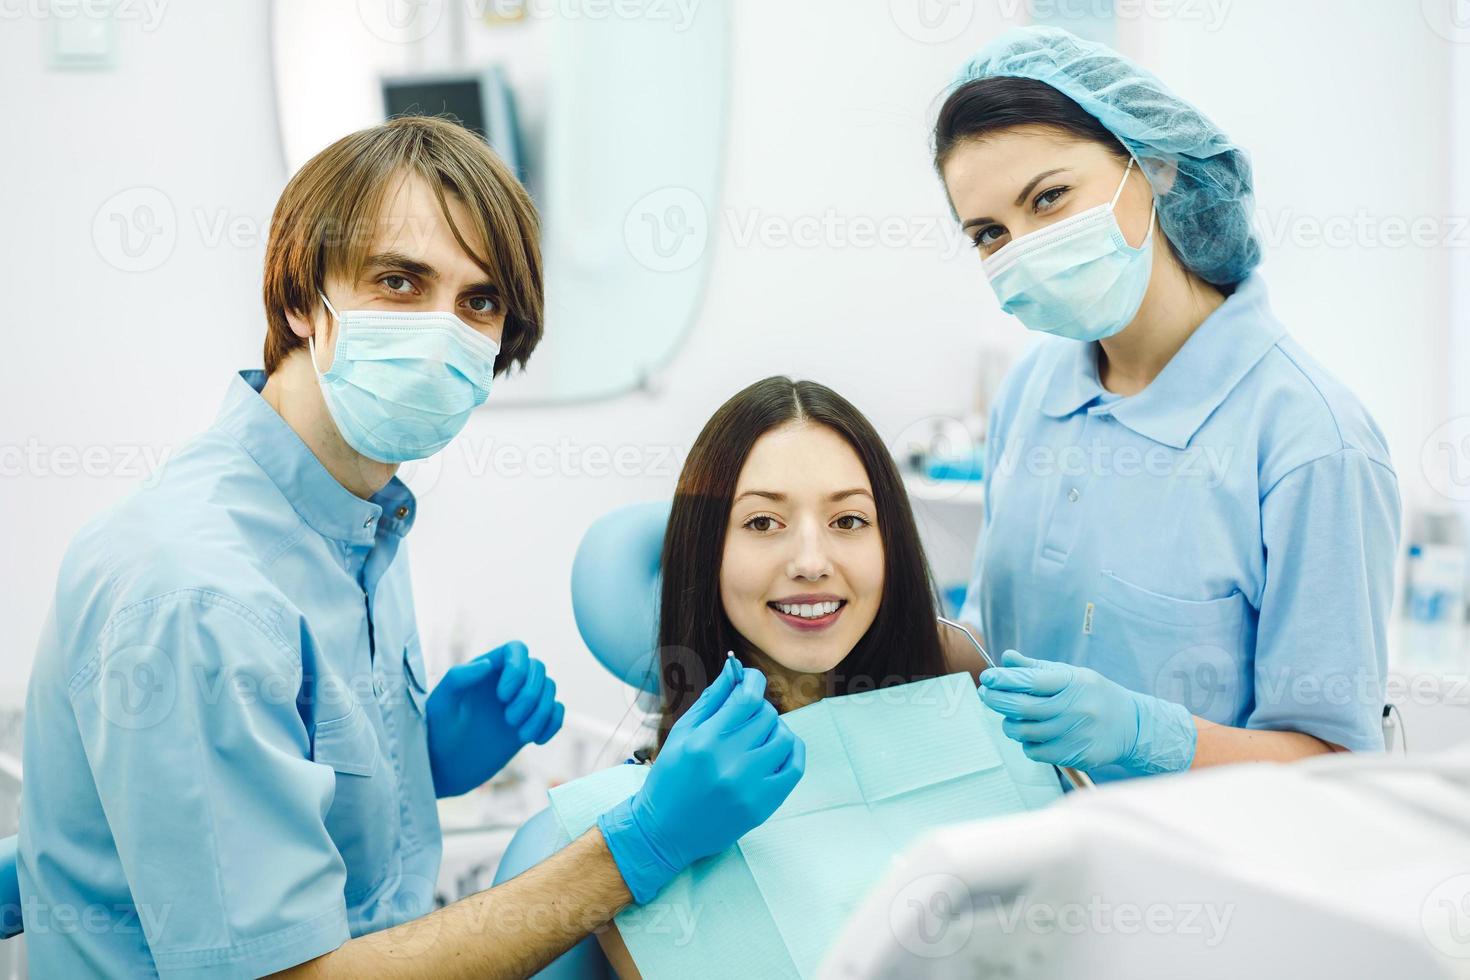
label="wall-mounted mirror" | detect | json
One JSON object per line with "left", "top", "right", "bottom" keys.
{"left": 270, "top": 0, "right": 729, "bottom": 404}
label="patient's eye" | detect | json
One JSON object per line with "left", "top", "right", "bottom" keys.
{"left": 832, "top": 513, "right": 871, "bottom": 531}
{"left": 743, "top": 513, "right": 783, "bottom": 533}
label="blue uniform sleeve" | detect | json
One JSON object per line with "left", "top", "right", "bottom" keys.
{"left": 1249, "top": 449, "right": 1400, "bottom": 751}
{"left": 69, "top": 589, "right": 351, "bottom": 979}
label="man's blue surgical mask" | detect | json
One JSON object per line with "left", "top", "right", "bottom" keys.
{"left": 982, "top": 157, "right": 1156, "bottom": 342}
{"left": 309, "top": 291, "right": 500, "bottom": 463}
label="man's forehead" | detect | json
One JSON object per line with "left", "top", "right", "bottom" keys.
{"left": 363, "top": 174, "right": 493, "bottom": 276}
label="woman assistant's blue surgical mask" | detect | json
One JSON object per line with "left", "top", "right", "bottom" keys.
{"left": 309, "top": 292, "right": 500, "bottom": 463}
{"left": 982, "top": 157, "right": 1157, "bottom": 342}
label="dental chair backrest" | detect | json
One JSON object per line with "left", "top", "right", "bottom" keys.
{"left": 568, "top": 499, "right": 671, "bottom": 696}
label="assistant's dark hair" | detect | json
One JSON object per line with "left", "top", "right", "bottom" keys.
{"left": 935, "top": 75, "right": 1127, "bottom": 171}
{"left": 655, "top": 377, "right": 948, "bottom": 745}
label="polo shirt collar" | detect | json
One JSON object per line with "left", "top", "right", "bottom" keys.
{"left": 213, "top": 370, "right": 418, "bottom": 546}
{"left": 1038, "top": 273, "right": 1284, "bottom": 449}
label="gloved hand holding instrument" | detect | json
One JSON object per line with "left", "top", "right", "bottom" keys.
{"left": 599, "top": 654, "right": 806, "bottom": 904}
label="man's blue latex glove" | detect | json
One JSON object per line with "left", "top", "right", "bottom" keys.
{"left": 598, "top": 657, "right": 805, "bottom": 904}
{"left": 425, "top": 640, "right": 564, "bottom": 798}
{"left": 978, "top": 650, "right": 1197, "bottom": 776}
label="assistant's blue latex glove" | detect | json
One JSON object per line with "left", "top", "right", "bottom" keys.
{"left": 979, "top": 650, "right": 1197, "bottom": 775}
{"left": 598, "top": 657, "right": 805, "bottom": 904}
{"left": 425, "top": 640, "right": 564, "bottom": 798}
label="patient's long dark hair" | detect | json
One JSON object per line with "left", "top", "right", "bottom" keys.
{"left": 655, "top": 376, "right": 948, "bottom": 745}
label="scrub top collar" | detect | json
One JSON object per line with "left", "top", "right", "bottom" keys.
{"left": 214, "top": 370, "right": 418, "bottom": 547}
{"left": 1038, "top": 273, "right": 1286, "bottom": 450}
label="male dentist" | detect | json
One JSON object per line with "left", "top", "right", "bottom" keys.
{"left": 19, "top": 116, "right": 804, "bottom": 978}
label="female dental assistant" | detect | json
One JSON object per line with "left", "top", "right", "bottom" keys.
{"left": 941, "top": 28, "right": 1400, "bottom": 782}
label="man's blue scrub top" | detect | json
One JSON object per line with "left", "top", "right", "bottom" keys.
{"left": 19, "top": 371, "right": 442, "bottom": 978}
{"left": 961, "top": 274, "right": 1401, "bottom": 781}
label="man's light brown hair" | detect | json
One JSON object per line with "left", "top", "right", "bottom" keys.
{"left": 261, "top": 115, "right": 543, "bottom": 376}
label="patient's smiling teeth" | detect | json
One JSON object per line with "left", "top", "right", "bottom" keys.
{"left": 772, "top": 600, "right": 842, "bottom": 619}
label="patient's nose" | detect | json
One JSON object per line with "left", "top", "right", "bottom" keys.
{"left": 785, "top": 519, "right": 832, "bottom": 581}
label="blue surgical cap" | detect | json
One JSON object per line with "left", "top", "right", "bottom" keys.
{"left": 952, "top": 26, "right": 1260, "bottom": 286}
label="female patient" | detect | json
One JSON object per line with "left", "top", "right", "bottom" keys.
{"left": 655, "top": 374, "right": 971, "bottom": 727}
{"left": 597, "top": 375, "right": 991, "bottom": 976}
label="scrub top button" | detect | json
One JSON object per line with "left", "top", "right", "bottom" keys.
{"left": 1068, "top": 487, "right": 1081, "bottom": 502}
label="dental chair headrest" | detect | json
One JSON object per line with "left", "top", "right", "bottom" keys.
{"left": 570, "top": 500, "right": 671, "bottom": 695}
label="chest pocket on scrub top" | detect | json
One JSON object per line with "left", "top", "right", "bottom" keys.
{"left": 1092, "top": 570, "right": 1250, "bottom": 725}
{"left": 396, "top": 637, "right": 432, "bottom": 788}
{"left": 402, "top": 637, "right": 429, "bottom": 719}
{"left": 311, "top": 699, "right": 398, "bottom": 901}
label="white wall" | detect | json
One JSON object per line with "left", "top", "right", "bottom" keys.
{"left": 0, "top": 1, "right": 1459, "bottom": 731}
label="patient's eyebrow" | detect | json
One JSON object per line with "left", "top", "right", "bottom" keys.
{"left": 734, "top": 490, "right": 785, "bottom": 503}
{"left": 733, "top": 488, "right": 874, "bottom": 504}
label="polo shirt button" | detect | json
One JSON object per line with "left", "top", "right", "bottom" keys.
{"left": 1068, "top": 487, "right": 1080, "bottom": 502}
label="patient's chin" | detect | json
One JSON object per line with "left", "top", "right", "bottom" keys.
{"left": 761, "top": 643, "right": 849, "bottom": 678}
